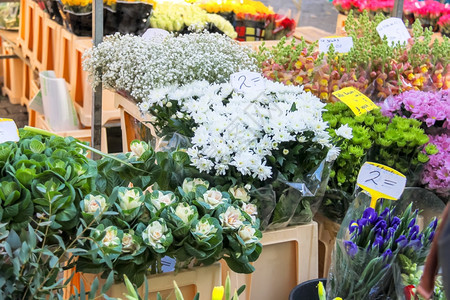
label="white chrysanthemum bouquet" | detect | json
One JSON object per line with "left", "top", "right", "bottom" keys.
{"left": 138, "top": 78, "right": 352, "bottom": 229}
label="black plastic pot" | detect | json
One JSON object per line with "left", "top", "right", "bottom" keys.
{"left": 289, "top": 278, "right": 327, "bottom": 300}
{"left": 115, "top": 1, "right": 152, "bottom": 35}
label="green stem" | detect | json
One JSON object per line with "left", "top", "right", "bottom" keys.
{"left": 23, "top": 126, "right": 59, "bottom": 137}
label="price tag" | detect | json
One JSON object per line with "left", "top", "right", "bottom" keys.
{"left": 0, "top": 118, "right": 19, "bottom": 143}
{"left": 161, "top": 256, "right": 176, "bottom": 273}
{"left": 319, "top": 36, "right": 353, "bottom": 53}
{"left": 230, "top": 71, "right": 266, "bottom": 94}
{"left": 332, "top": 87, "right": 378, "bottom": 116}
{"left": 357, "top": 162, "right": 407, "bottom": 208}
{"left": 142, "top": 28, "right": 170, "bottom": 43}
{"left": 376, "top": 18, "right": 411, "bottom": 46}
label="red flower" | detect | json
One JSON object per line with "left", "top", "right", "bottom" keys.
{"left": 404, "top": 285, "right": 416, "bottom": 300}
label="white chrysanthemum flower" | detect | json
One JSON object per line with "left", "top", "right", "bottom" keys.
{"left": 335, "top": 124, "right": 353, "bottom": 139}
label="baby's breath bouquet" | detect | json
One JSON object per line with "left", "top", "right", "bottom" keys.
{"left": 82, "top": 32, "right": 258, "bottom": 102}
{"left": 137, "top": 78, "right": 352, "bottom": 229}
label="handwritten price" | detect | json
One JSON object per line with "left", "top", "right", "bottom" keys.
{"left": 230, "top": 71, "right": 266, "bottom": 94}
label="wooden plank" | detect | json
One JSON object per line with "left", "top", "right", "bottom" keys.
{"left": 294, "top": 26, "right": 333, "bottom": 43}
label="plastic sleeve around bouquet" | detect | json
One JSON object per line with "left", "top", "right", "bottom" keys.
{"left": 328, "top": 188, "right": 445, "bottom": 299}
{"left": 327, "top": 238, "right": 398, "bottom": 299}
{"left": 254, "top": 159, "right": 332, "bottom": 231}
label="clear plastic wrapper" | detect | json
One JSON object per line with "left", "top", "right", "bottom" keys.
{"left": 254, "top": 159, "right": 332, "bottom": 231}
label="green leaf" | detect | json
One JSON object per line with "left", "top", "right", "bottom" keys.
{"left": 123, "top": 274, "right": 139, "bottom": 300}
{"left": 223, "top": 257, "right": 255, "bottom": 274}
{"left": 237, "top": 285, "right": 246, "bottom": 296}
{"left": 29, "top": 139, "right": 46, "bottom": 154}
{"left": 88, "top": 277, "right": 100, "bottom": 300}
{"left": 101, "top": 271, "right": 115, "bottom": 294}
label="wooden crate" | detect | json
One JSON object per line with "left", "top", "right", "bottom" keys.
{"left": 65, "top": 263, "right": 222, "bottom": 299}
{"left": 1, "top": 39, "right": 24, "bottom": 104}
{"left": 314, "top": 213, "right": 340, "bottom": 278}
{"left": 31, "top": 110, "right": 108, "bottom": 153}
{"left": 18, "top": 0, "right": 36, "bottom": 59}
{"left": 221, "top": 222, "right": 319, "bottom": 300}
{"left": 114, "top": 93, "right": 158, "bottom": 152}
{"left": 70, "top": 39, "right": 120, "bottom": 127}
{"left": 31, "top": 7, "right": 45, "bottom": 71}
{"left": 42, "top": 17, "right": 60, "bottom": 71}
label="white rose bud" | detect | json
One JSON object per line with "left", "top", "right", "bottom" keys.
{"left": 84, "top": 194, "right": 107, "bottom": 214}
{"left": 219, "top": 206, "right": 244, "bottom": 229}
{"left": 121, "top": 233, "right": 136, "bottom": 253}
{"left": 228, "top": 186, "right": 250, "bottom": 202}
{"left": 242, "top": 203, "right": 258, "bottom": 217}
{"left": 203, "top": 189, "right": 225, "bottom": 208}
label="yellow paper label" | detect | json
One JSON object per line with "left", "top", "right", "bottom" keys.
{"left": 356, "top": 162, "right": 407, "bottom": 208}
{"left": 332, "top": 87, "right": 378, "bottom": 116}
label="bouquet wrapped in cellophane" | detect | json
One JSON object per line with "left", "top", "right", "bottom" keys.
{"left": 326, "top": 188, "right": 445, "bottom": 299}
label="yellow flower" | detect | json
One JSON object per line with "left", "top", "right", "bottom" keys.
{"left": 212, "top": 286, "right": 224, "bottom": 300}
{"left": 318, "top": 281, "right": 326, "bottom": 300}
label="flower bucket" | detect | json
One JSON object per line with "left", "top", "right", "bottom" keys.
{"left": 235, "top": 19, "right": 266, "bottom": 41}
{"left": 57, "top": 1, "right": 92, "bottom": 37}
{"left": 115, "top": 1, "right": 152, "bottom": 35}
{"left": 103, "top": 6, "right": 116, "bottom": 35}
{"left": 44, "top": 0, "right": 63, "bottom": 25}
{"left": 289, "top": 278, "right": 326, "bottom": 300}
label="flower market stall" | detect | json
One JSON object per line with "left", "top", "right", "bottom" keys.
{"left": 0, "top": 0, "right": 449, "bottom": 298}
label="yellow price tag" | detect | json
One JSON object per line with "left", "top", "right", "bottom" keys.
{"left": 332, "top": 87, "right": 378, "bottom": 116}
{"left": 357, "top": 162, "right": 407, "bottom": 208}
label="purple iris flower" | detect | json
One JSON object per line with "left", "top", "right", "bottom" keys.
{"left": 363, "top": 207, "right": 378, "bottom": 224}
{"left": 344, "top": 241, "right": 358, "bottom": 257}
{"left": 358, "top": 218, "right": 369, "bottom": 227}
{"left": 386, "top": 227, "right": 396, "bottom": 240}
{"left": 382, "top": 249, "right": 393, "bottom": 261}
{"left": 429, "top": 218, "right": 438, "bottom": 231}
{"left": 407, "top": 219, "right": 416, "bottom": 229}
{"left": 390, "top": 216, "right": 401, "bottom": 228}
{"left": 379, "top": 208, "right": 390, "bottom": 219}
{"left": 429, "top": 231, "right": 435, "bottom": 241}
{"left": 409, "top": 225, "right": 420, "bottom": 240}
{"left": 349, "top": 221, "right": 358, "bottom": 234}
{"left": 375, "top": 219, "right": 387, "bottom": 231}
{"left": 407, "top": 239, "right": 422, "bottom": 251}
{"left": 395, "top": 235, "right": 408, "bottom": 248}
{"left": 373, "top": 235, "right": 384, "bottom": 249}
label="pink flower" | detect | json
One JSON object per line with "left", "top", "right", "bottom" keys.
{"left": 421, "top": 134, "right": 450, "bottom": 197}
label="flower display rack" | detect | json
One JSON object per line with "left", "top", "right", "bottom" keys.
{"left": 314, "top": 213, "right": 340, "bottom": 278}
{"left": 114, "top": 92, "right": 159, "bottom": 152}
{"left": 1, "top": 34, "right": 25, "bottom": 105}
{"left": 65, "top": 263, "right": 222, "bottom": 299}
{"left": 221, "top": 222, "right": 319, "bottom": 300}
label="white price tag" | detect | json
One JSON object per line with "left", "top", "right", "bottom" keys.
{"left": 0, "top": 118, "right": 19, "bottom": 143}
{"left": 142, "top": 28, "right": 170, "bottom": 43}
{"left": 319, "top": 36, "right": 353, "bottom": 53}
{"left": 357, "top": 162, "right": 406, "bottom": 207}
{"left": 376, "top": 18, "right": 411, "bottom": 46}
{"left": 230, "top": 71, "right": 266, "bottom": 94}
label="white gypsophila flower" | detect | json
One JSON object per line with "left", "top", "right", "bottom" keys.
{"left": 83, "top": 32, "right": 258, "bottom": 104}
{"left": 335, "top": 124, "right": 353, "bottom": 139}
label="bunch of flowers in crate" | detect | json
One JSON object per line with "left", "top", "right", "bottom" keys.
{"left": 149, "top": 2, "right": 237, "bottom": 38}
{"left": 411, "top": 0, "right": 449, "bottom": 32}
{"left": 83, "top": 32, "right": 258, "bottom": 102}
{"left": 380, "top": 89, "right": 449, "bottom": 199}
{"left": 326, "top": 191, "right": 444, "bottom": 299}
{"left": 320, "top": 102, "right": 434, "bottom": 222}
{"left": 136, "top": 78, "right": 352, "bottom": 230}
{"left": 256, "top": 11, "right": 450, "bottom": 102}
